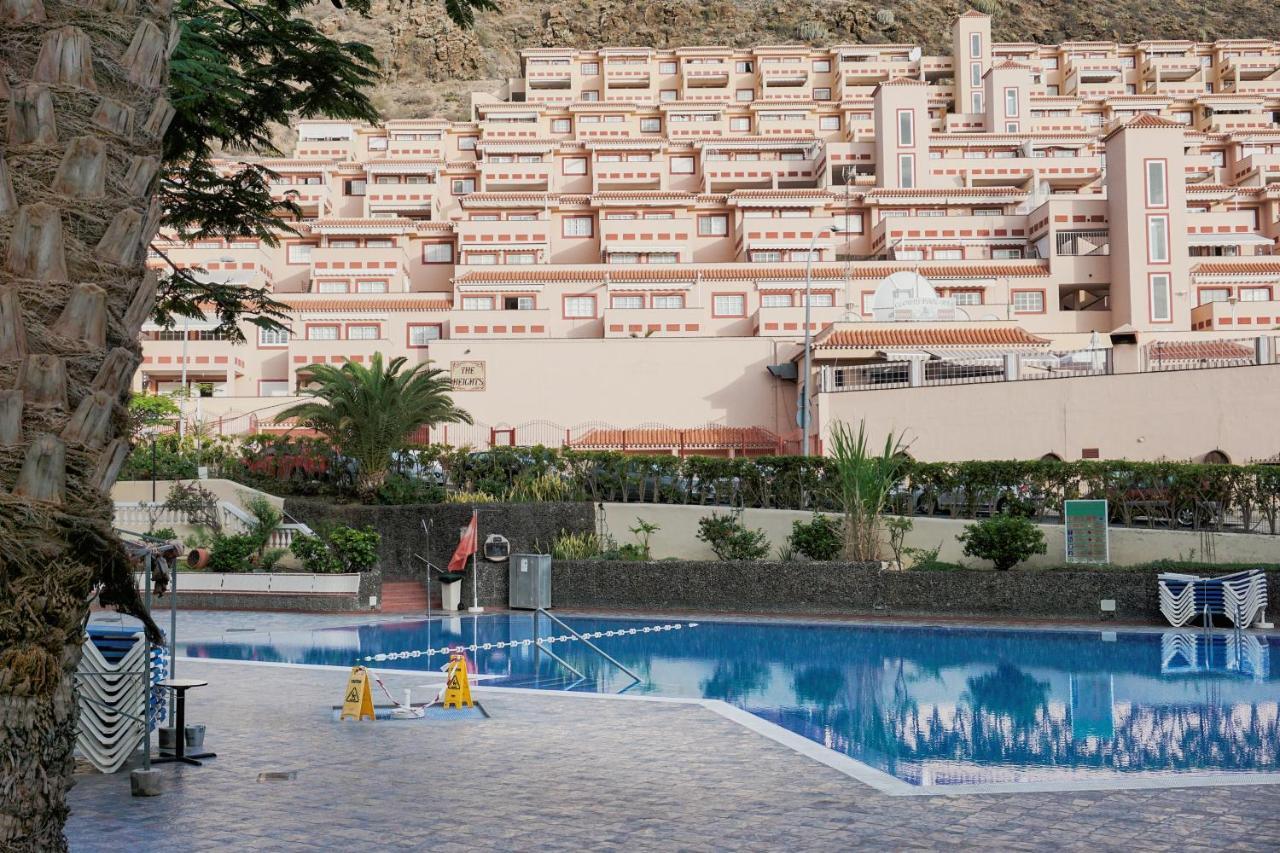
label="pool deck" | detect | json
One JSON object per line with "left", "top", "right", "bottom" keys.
{"left": 68, "top": 611, "right": 1280, "bottom": 851}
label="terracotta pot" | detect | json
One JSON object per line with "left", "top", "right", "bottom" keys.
{"left": 187, "top": 548, "right": 210, "bottom": 569}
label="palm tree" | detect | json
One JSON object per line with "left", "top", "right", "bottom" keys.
{"left": 275, "top": 354, "right": 472, "bottom": 496}
{"left": 827, "top": 420, "right": 911, "bottom": 561}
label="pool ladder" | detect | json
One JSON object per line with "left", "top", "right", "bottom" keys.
{"left": 534, "top": 608, "right": 642, "bottom": 690}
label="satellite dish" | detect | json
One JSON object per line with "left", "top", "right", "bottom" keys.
{"left": 908, "top": 46, "right": 922, "bottom": 62}
{"left": 872, "top": 271, "right": 941, "bottom": 322}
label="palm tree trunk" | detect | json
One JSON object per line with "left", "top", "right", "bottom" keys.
{"left": 1, "top": 0, "right": 172, "bottom": 847}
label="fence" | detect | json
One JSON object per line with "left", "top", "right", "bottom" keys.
{"left": 1142, "top": 337, "right": 1271, "bottom": 373}
{"left": 114, "top": 501, "right": 313, "bottom": 549}
{"left": 405, "top": 420, "right": 788, "bottom": 455}
{"left": 821, "top": 347, "right": 1112, "bottom": 393}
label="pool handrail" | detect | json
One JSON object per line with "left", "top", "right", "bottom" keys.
{"left": 537, "top": 608, "right": 642, "bottom": 684}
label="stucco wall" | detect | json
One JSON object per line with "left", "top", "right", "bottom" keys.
{"left": 817, "top": 362, "right": 1280, "bottom": 463}
{"left": 599, "top": 502, "right": 1280, "bottom": 567}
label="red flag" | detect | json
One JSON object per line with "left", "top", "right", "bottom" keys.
{"left": 448, "top": 512, "right": 478, "bottom": 571}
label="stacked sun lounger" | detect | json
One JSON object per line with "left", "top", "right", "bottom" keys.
{"left": 1158, "top": 570, "right": 1269, "bottom": 629}
{"left": 76, "top": 626, "right": 168, "bottom": 773}
{"left": 1160, "top": 631, "right": 1269, "bottom": 681}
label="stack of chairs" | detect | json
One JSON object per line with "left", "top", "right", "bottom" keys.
{"left": 75, "top": 625, "right": 168, "bottom": 773}
{"left": 1160, "top": 631, "right": 1270, "bottom": 681}
{"left": 1158, "top": 570, "right": 1269, "bottom": 629}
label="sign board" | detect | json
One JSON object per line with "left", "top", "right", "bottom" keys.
{"left": 870, "top": 271, "right": 965, "bottom": 322}
{"left": 1064, "top": 499, "right": 1109, "bottom": 563}
{"left": 441, "top": 654, "right": 474, "bottom": 709}
{"left": 339, "top": 665, "right": 375, "bottom": 721}
{"left": 449, "top": 360, "right": 486, "bottom": 392}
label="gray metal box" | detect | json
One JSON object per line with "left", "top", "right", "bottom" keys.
{"left": 508, "top": 553, "right": 551, "bottom": 610}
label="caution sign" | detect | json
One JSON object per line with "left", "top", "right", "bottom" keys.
{"left": 339, "top": 666, "right": 375, "bottom": 721}
{"left": 441, "top": 654, "right": 473, "bottom": 709}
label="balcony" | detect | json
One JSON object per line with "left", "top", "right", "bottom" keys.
{"left": 837, "top": 58, "right": 906, "bottom": 85}
{"left": 1203, "top": 111, "right": 1276, "bottom": 133}
{"left": 449, "top": 309, "right": 553, "bottom": 338}
{"left": 604, "top": 63, "right": 651, "bottom": 89}
{"left": 593, "top": 162, "right": 664, "bottom": 191}
{"left": 1217, "top": 56, "right": 1280, "bottom": 81}
{"left": 871, "top": 214, "right": 1031, "bottom": 254}
{"left": 758, "top": 59, "right": 809, "bottom": 87}
{"left": 365, "top": 184, "right": 434, "bottom": 215}
{"left": 525, "top": 64, "right": 573, "bottom": 90}
{"left": 599, "top": 217, "right": 694, "bottom": 254}
{"left": 703, "top": 157, "right": 822, "bottom": 192}
{"left": 740, "top": 217, "right": 839, "bottom": 256}
{"left": 139, "top": 340, "right": 247, "bottom": 386}
{"left": 1191, "top": 299, "right": 1280, "bottom": 332}
{"left": 455, "top": 218, "right": 551, "bottom": 255}
{"left": 1142, "top": 56, "right": 1201, "bottom": 81}
{"left": 270, "top": 183, "right": 328, "bottom": 215}
{"left": 309, "top": 246, "right": 411, "bottom": 290}
{"left": 753, "top": 305, "right": 847, "bottom": 336}
{"left": 929, "top": 154, "right": 1103, "bottom": 188}
{"left": 682, "top": 61, "right": 730, "bottom": 88}
{"left": 1065, "top": 58, "right": 1124, "bottom": 83}
{"left": 479, "top": 160, "right": 552, "bottom": 191}
{"left": 1232, "top": 152, "right": 1280, "bottom": 185}
{"left": 385, "top": 138, "right": 445, "bottom": 159}
{"left": 602, "top": 307, "right": 720, "bottom": 337}
{"left": 295, "top": 140, "right": 353, "bottom": 159}
{"left": 288, "top": 337, "right": 404, "bottom": 368}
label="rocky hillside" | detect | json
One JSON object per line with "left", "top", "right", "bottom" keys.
{"left": 309, "top": 0, "right": 1280, "bottom": 121}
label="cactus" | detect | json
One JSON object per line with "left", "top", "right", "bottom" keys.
{"left": 797, "top": 20, "right": 830, "bottom": 42}
{"left": 971, "top": 0, "right": 1001, "bottom": 15}
{"left": 874, "top": 8, "right": 895, "bottom": 27}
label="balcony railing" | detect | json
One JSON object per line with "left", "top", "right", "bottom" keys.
{"left": 1055, "top": 229, "right": 1110, "bottom": 256}
{"left": 820, "top": 348, "right": 1113, "bottom": 393}
{"left": 1143, "top": 337, "right": 1270, "bottom": 372}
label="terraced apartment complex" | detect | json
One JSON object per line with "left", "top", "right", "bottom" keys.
{"left": 142, "top": 11, "right": 1280, "bottom": 460}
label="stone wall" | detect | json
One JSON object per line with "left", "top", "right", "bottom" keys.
{"left": 544, "top": 561, "right": 1280, "bottom": 624}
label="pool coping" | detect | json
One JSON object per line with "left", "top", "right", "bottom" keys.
{"left": 174, "top": 650, "right": 1280, "bottom": 798}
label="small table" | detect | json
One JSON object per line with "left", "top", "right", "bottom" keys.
{"left": 153, "top": 679, "right": 216, "bottom": 766}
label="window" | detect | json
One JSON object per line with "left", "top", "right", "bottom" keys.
{"left": 933, "top": 248, "right": 963, "bottom": 260}
{"left": 970, "top": 92, "right": 982, "bottom": 113}
{"left": 735, "top": 61, "right": 753, "bottom": 73}
{"left": 366, "top": 238, "right": 393, "bottom": 247}
{"left": 713, "top": 294, "right": 746, "bottom": 317}
{"left": 347, "top": 325, "right": 379, "bottom": 340}
{"left": 1121, "top": 55, "right": 1136, "bottom": 69}
{"left": 897, "top": 110, "right": 914, "bottom": 146}
{"left": 1043, "top": 57, "right": 1059, "bottom": 70}
{"left": 356, "top": 280, "right": 387, "bottom": 294}
{"left": 580, "top": 62, "right": 599, "bottom": 75}
{"left": 1124, "top": 84, "right": 1137, "bottom": 95}
{"left": 373, "top": 175, "right": 401, "bottom": 184}
{"left": 992, "top": 248, "right": 1023, "bottom": 259}
{"left": 660, "top": 61, "right": 677, "bottom": 74}
{"left": 462, "top": 296, "right": 494, "bottom": 311}
{"left": 408, "top": 324, "right": 442, "bottom": 346}
{"left": 563, "top": 157, "right": 587, "bottom": 175}
{"left": 503, "top": 296, "right": 535, "bottom": 310}
{"left": 1012, "top": 290, "right": 1044, "bottom": 313}
{"left": 286, "top": 243, "right": 314, "bottom": 264}
{"left": 551, "top": 118, "right": 571, "bottom": 133}
{"left": 451, "top": 178, "right": 475, "bottom": 195}
{"left": 1198, "top": 288, "right": 1229, "bottom": 304}
{"left": 609, "top": 253, "right": 639, "bottom": 264}
{"left": 563, "top": 295, "right": 596, "bottom": 318}
{"left": 670, "top": 156, "right": 695, "bottom": 174}
{"left": 582, "top": 90, "right": 600, "bottom": 102}
{"left": 660, "top": 89, "right": 678, "bottom": 102}
{"left": 970, "top": 33, "right": 982, "bottom": 58}
{"left": 1209, "top": 150, "right": 1225, "bottom": 167}
{"left": 1150, "top": 274, "right": 1171, "bottom": 322}
{"left": 1240, "top": 286, "right": 1271, "bottom": 302}
{"left": 897, "top": 153, "right": 915, "bottom": 188}
{"left": 1147, "top": 215, "right": 1169, "bottom": 263}
{"left": 970, "top": 62, "right": 982, "bottom": 88}
{"left": 1145, "top": 160, "right": 1167, "bottom": 207}
{"left": 368, "top": 136, "right": 387, "bottom": 151}
{"left": 736, "top": 88, "right": 754, "bottom": 102}
{"left": 343, "top": 179, "right": 366, "bottom": 196}
{"left": 813, "top": 59, "right": 831, "bottom": 72}
{"left": 579, "top": 115, "right": 600, "bottom": 124}
{"left": 467, "top": 253, "right": 497, "bottom": 265}
{"left": 802, "top": 292, "right": 834, "bottom": 307}
{"left": 698, "top": 215, "right": 729, "bottom": 236}
{"left": 315, "top": 280, "right": 347, "bottom": 293}
{"left": 1004, "top": 88, "right": 1018, "bottom": 118}
{"left": 750, "top": 251, "right": 783, "bottom": 263}
{"left": 611, "top": 295, "right": 644, "bottom": 309}
{"left": 651, "top": 294, "right": 684, "bottom": 309}
{"left": 259, "top": 380, "right": 290, "bottom": 397}
{"left": 307, "top": 325, "right": 339, "bottom": 340}
{"left": 507, "top": 253, "right": 536, "bottom": 265}
{"left": 1046, "top": 84, "right": 1060, "bottom": 96}
{"left": 730, "top": 117, "right": 751, "bottom": 131}
{"left": 423, "top": 243, "right": 453, "bottom": 263}
{"left": 819, "top": 115, "right": 840, "bottom": 130}
{"left": 814, "top": 87, "right": 831, "bottom": 100}
{"left": 649, "top": 252, "right": 678, "bottom": 264}
{"left": 640, "top": 117, "right": 661, "bottom": 132}
{"left": 838, "top": 213, "right": 864, "bottom": 233}
{"left": 563, "top": 216, "right": 593, "bottom": 237}
{"left": 457, "top": 136, "right": 477, "bottom": 150}
{"left": 953, "top": 291, "right": 983, "bottom": 306}
{"left": 761, "top": 293, "right": 793, "bottom": 307}
{"left": 259, "top": 327, "right": 290, "bottom": 346}
{"left": 861, "top": 292, "right": 876, "bottom": 315}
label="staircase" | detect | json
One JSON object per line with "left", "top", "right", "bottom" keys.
{"left": 380, "top": 581, "right": 429, "bottom": 614}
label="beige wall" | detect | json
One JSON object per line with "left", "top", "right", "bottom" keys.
{"left": 112, "top": 479, "right": 285, "bottom": 509}
{"left": 600, "top": 502, "right": 1280, "bottom": 567}
{"left": 818, "top": 362, "right": 1280, "bottom": 463}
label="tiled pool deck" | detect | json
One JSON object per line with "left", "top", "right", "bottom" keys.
{"left": 68, "top": 611, "right": 1280, "bottom": 851}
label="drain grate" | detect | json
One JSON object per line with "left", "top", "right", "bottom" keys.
{"left": 225, "top": 628, "right": 256, "bottom": 633}
{"left": 257, "top": 770, "right": 297, "bottom": 782}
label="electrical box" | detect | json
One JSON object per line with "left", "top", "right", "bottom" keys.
{"left": 508, "top": 554, "right": 551, "bottom": 610}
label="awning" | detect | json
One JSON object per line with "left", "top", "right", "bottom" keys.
{"left": 606, "top": 280, "right": 694, "bottom": 291}
{"left": 746, "top": 240, "right": 836, "bottom": 250}
{"left": 1186, "top": 232, "right": 1275, "bottom": 247}
{"left": 455, "top": 282, "right": 545, "bottom": 292}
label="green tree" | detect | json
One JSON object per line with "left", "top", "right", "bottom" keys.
{"left": 957, "top": 514, "right": 1048, "bottom": 571}
{"left": 127, "top": 393, "right": 181, "bottom": 440}
{"left": 827, "top": 421, "right": 910, "bottom": 561}
{"left": 0, "top": 0, "right": 491, "bottom": 845}
{"left": 275, "top": 354, "right": 473, "bottom": 497}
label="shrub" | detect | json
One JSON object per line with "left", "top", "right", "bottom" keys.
{"left": 374, "top": 475, "right": 445, "bottom": 505}
{"left": 443, "top": 490, "right": 500, "bottom": 504}
{"left": 290, "top": 533, "right": 342, "bottom": 573}
{"left": 241, "top": 493, "right": 283, "bottom": 560}
{"left": 548, "top": 530, "right": 605, "bottom": 560}
{"left": 150, "top": 527, "right": 178, "bottom": 542}
{"left": 259, "top": 548, "right": 288, "bottom": 572}
{"left": 797, "top": 20, "right": 829, "bottom": 41}
{"left": 507, "top": 470, "right": 571, "bottom": 503}
{"left": 697, "top": 511, "right": 770, "bottom": 561}
{"left": 874, "top": 8, "right": 895, "bottom": 26}
{"left": 970, "top": 0, "right": 1001, "bottom": 14}
{"left": 884, "top": 516, "right": 912, "bottom": 568}
{"left": 327, "top": 525, "right": 381, "bottom": 572}
{"left": 788, "top": 514, "right": 843, "bottom": 561}
{"left": 207, "top": 534, "right": 258, "bottom": 573}
{"left": 957, "top": 514, "right": 1047, "bottom": 571}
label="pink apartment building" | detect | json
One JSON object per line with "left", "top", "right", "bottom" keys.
{"left": 139, "top": 12, "right": 1280, "bottom": 460}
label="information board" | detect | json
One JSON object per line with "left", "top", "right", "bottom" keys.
{"left": 1065, "top": 499, "right": 1109, "bottom": 563}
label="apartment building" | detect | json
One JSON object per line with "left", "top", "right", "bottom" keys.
{"left": 140, "top": 12, "right": 1280, "bottom": 456}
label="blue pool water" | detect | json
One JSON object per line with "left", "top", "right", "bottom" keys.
{"left": 180, "top": 614, "right": 1279, "bottom": 787}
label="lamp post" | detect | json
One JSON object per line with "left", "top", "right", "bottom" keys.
{"left": 801, "top": 225, "right": 844, "bottom": 458}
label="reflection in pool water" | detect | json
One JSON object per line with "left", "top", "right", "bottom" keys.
{"left": 181, "top": 614, "right": 1279, "bottom": 787}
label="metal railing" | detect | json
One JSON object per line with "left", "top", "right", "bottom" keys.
{"left": 537, "top": 608, "right": 641, "bottom": 686}
{"left": 1142, "top": 336, "right": 1269, "bottom": 372}
{"left": 821, "top": 348, "right": 1113, "bottom": 393}
{"left": 1055, "top": 229, "right": 1110, "bottom": 256}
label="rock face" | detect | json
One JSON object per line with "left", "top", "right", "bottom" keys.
{"left": 311, "top": 0, "right": 1280, "bottom": 120}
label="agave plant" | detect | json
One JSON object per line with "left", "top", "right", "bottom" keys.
{"left": 827, "top": 420, "right": 911, "bottom": 561}
{"left": 275, "top": 354, "right": 472, "bottom": 497}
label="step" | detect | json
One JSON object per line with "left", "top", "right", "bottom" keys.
{"left": 380, "top": 581, "right": 428, "bottom": 613}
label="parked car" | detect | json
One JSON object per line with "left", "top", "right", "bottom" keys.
{"left": 1107, "top": 475, "right": 1221, "bottom": 528}
{"left": 910, "top": 483, "right": 1046, "bottom": 517}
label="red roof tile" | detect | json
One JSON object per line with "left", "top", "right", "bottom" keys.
{"left": 1144, "top": 340, "right": 1255, "bottom": 361}
{"left": 817, "top": 326, "right": 1050, "bottom": 349}
{"left": 1193, "top": 261, "right": 1280, "bottom": 276}
{"left": 454, "top": 262, "right": 1050, "bottom": 285}
{"left": 281, "top": 298, "right": 450, "bottom": 313}
{"left": 570, "top": 425, "right": 780, "bottom": 450}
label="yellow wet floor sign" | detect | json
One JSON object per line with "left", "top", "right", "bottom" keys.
{"left": 340, "top": 665, "right": 375, "bottom": 721}
{"left": 442, "top": 654, "right": 473, "bottom": 709}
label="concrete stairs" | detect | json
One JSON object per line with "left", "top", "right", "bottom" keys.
{"left": 380, "top": 580, "right": 429, "bottom": 614}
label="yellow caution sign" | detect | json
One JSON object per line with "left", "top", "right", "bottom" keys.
{"left": 340, "top": 665, "right": 375, "bottom": 721}
{"left": 441, "top": 654, "right": 474, "bottom": 709}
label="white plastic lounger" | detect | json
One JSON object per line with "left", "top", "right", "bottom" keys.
{"left": 1158, "top": 570, "right": 1269, "bottom": 628}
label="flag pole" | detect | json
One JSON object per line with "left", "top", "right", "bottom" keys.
{"left": 468, "top": 508, "right": 484, "bottom": 613}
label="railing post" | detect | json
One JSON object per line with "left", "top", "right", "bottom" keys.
{"left": 1254, "top": 335, "right": 1272, "bottom": 366}
{"left": 908, "top": 359, "right": 925, "bottom": 387}
{"left": 1003, "top": 353, "right": 1021, "bottom": 381}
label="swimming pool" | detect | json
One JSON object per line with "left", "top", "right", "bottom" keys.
{"left": 180, "top": 614, "right": 1279, "bottom": 789}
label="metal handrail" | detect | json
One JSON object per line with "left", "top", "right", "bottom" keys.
{"left": 533, "top": 641, "right": 585, "bottom": 679}
{"left": 537, "top": 608, "right": 641, "bottom": 684}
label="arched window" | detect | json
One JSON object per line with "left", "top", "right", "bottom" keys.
{"left": 1203, "top": 450, "right": 1230, "bottom": 464}
{"left": 1040, "top": 452, "right": 1063, "bottom": 462}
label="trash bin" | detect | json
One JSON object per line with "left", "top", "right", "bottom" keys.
{"left": 508, "top": 554, "right": 551, "bottom": 610}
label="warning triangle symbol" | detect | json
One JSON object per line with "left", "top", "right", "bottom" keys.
{"left": 346, "top": 687, "right": 360, "bottom": 702}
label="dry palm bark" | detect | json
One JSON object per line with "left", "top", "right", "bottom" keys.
{"left": 0, "top": 0, "right": 171, "bottom": 847}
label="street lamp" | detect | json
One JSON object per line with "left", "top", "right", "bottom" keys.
{"left": 800, "top": 224, "right": 846, "bottom": 457}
